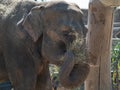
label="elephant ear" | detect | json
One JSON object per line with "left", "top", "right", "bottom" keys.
{"left": 22, "top": 6, "right": 45, "bottom": 42}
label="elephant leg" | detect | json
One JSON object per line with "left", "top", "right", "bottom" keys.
{"left": 4, "top": 41, "right": 37, "bottom": 90}
{"left": 4, "top": 57, "right": 37, "bottom": 90}
{"left": 0, "top": 52, "right": 8, "bottom": 82}
{"left": 7, "top": 68, "right": 36, "bottom": 90}
{"left": 35, "top": 63, "right": 52, "bottom": 90}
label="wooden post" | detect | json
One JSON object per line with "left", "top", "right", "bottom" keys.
{"left": 100, "top": 0, "right": 120, "bottom": 6}
{"left": 85, "top": 0, "right": 114, "bottom": 90}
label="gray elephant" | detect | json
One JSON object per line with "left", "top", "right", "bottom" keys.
{"left": 0, "top": 0, "right": 90, "bottom": 90}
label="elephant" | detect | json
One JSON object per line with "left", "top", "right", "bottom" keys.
{"left": 0, "top": 0, "right": 90, "bottom": 90}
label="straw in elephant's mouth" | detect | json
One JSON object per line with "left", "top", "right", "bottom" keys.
{"left": 60, "top": 34, "right": 88, "bottom": 64}
{"left": 68, "top": 36, "right": 88, "bottom": 64}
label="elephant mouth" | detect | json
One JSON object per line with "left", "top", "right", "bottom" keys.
{"left": 68, "top": 37, "right": 88, "bottom": 63}
{"left": 58, "top": 36, "right": 90, "bottom": 88}
{"left": 60, "top": 34, "right": 88, "bottom": 64}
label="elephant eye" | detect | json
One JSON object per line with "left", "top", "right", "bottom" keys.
{"left": 62, "top": 31, "right": 76, "bottom": 42}
{"left": 63, "top": 31, "right": 69, "bottom": 36}
{"left": 63, "top": 31, "right": 75, "bottom": 37}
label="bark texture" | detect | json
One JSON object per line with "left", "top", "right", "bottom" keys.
{"left": 85, "top": 0, "right": 113, "bottom": 90}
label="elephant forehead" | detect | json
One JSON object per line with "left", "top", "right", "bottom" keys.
{"left": 45, "top": 11, "right": 81, "bottom": 26}
{"left": 45, "top": 8, "right": 82, "bottom": 19}
{"left": 44, "top": 2, "right": 83, "bottom": 20}
{"left": 45, "top": 1, "right": 82, "bottom": 14}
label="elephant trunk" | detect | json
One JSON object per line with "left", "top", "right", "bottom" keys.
{"left": 59, "top": 51, "right": 90, "bottom": 88}
{"left": 59, "top": 35, "right": 90, "bottom": 88}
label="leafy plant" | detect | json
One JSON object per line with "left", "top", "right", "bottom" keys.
{"left": 111, "top": 41, "right": 120, "bottom": 90}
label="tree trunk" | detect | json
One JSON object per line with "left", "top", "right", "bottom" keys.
{"left": 85, "top": 0, "right": 114, "bottom": 90}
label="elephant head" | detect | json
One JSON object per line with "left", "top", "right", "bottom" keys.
{"left": 18, "top": 1, "right": 90, "bottom": 89}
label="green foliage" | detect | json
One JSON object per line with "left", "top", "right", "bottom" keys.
{"left": 49, "top": 64, "right": 59, "bottom": 79}
{"left": 111, "top": 41, "right": 120, "bottom": 89}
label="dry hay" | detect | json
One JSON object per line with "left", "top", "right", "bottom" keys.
{"left": 60, "top": 33, "right": 88, "bottom": 64}
{"left": 0, "top": 0, "right": 19, "bottom": 18}
{"left": 68, "top": 33, "right": 88, "bottom": 64}
{"left": 0, "top": 0, "right": 36, "bottom": 19}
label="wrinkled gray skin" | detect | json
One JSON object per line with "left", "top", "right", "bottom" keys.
{"left": 0, "top": 0, "right": 90, "bottom": 90}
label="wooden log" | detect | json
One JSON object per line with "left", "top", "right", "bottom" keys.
{"left": 85, "top": 65, "right": 99, "bottom": 90}
{"left": 85, "top": 0, "right": 114, "bottom": 90}
{"left": 100, "top": 0, "right": 120, "bottom": 6}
